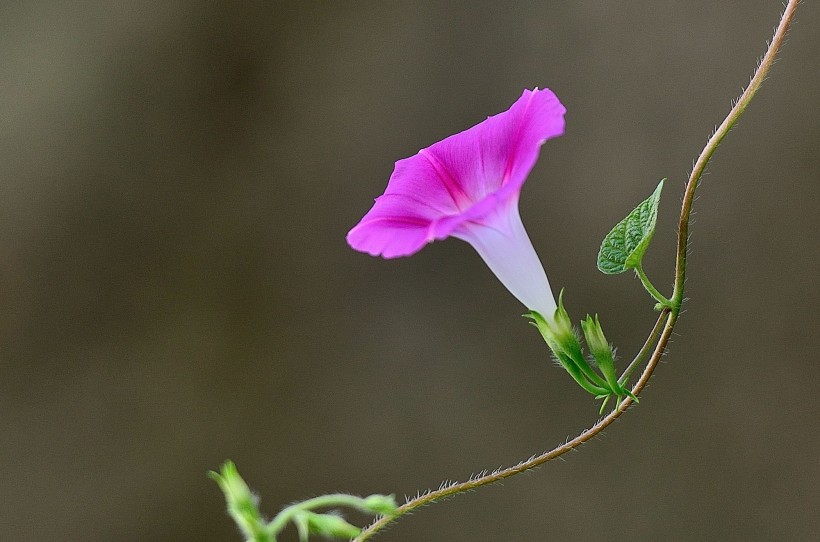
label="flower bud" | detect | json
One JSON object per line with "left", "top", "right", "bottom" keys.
{"left": 363, "top": 494, "right": 399, "bottom": 516}
{"left": 210, "top": 462, "right": 254, "bottom": 505}
{"left": 208, "top": 462, "right": 264, "bottom": 539}
{"left": 580, "top": 314, "right": 619, "bottom": 390}
{"left": 580, "top": 314, "right": 611, "bottom": 362}
{"left": 301, "top": 511, "right": 362, "bottom": 540}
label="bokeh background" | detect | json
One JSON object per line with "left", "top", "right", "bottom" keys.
{"left": 1, "top": 1, "right": 818, "bottom": 540}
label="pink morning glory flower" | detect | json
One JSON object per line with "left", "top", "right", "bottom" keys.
{"left": 347, "top": 88, "right": 566, "bottom": 318}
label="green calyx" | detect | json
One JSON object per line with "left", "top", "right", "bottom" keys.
{"left": 528, "top": 293, "right": 634, "bottom": 411}
{"left": 533, "top": 290, "right": 583, "bottom": 361}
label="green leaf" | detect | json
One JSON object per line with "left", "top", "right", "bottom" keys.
{"left": 597, "top": 179, "right": 665, "bottom": 274}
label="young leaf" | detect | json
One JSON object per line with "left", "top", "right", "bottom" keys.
{"left": 597, "top": 179, "right": 665, "bottom": 274}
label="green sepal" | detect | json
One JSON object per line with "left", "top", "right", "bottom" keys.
{"left": 528, "top": 290, "right": 583, "bottom": 362}
{"left": 598, "top": 179, "right": 665, "bottom": 274}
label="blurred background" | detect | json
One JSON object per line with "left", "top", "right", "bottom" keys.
{"left": 1, "top": 1, "right": 818, "bottom": 540}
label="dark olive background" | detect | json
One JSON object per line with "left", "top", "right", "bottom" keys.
{"left": 1, "top": 2, "right": 818, "bottom": 541}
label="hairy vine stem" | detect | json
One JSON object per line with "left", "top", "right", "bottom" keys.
{"left": 353, "top": 2, "right": 799, "bottom": 539}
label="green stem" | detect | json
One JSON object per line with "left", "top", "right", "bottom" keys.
{"left": 559, "top": 343, "right": 610, "bottom": 393}
{"left": 619, "top": 310, "right": 667, "bottom": 386}
{"left": 351, "top": 2, "right": 799, "bottom": 539}
{"left": 571, "top": 353, "right": 610, "bottom": 391}
{"left": 555, "top": 352, "right": 610, "bottom": 396}
{"left": 266, "top": 494, "right": 375, "bottom": 537}
{"left": 635, "top": 264, "right": 673, "bottom": 309}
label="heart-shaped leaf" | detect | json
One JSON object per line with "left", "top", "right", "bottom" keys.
{"left": 597, "top": 180, "right": 665, "bottom": 274}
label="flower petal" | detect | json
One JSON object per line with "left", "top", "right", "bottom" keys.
{"left": 451, "top": 197, "right": 557, "bottom": 318}
{"left": 347, "top": 88, "right": 566, "bottom": 260}
{"left": 424, "top": 88, "right": 566, "bottom": 202}
{"left": 346, "top": 193, "right": 437, "bottom": 258}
